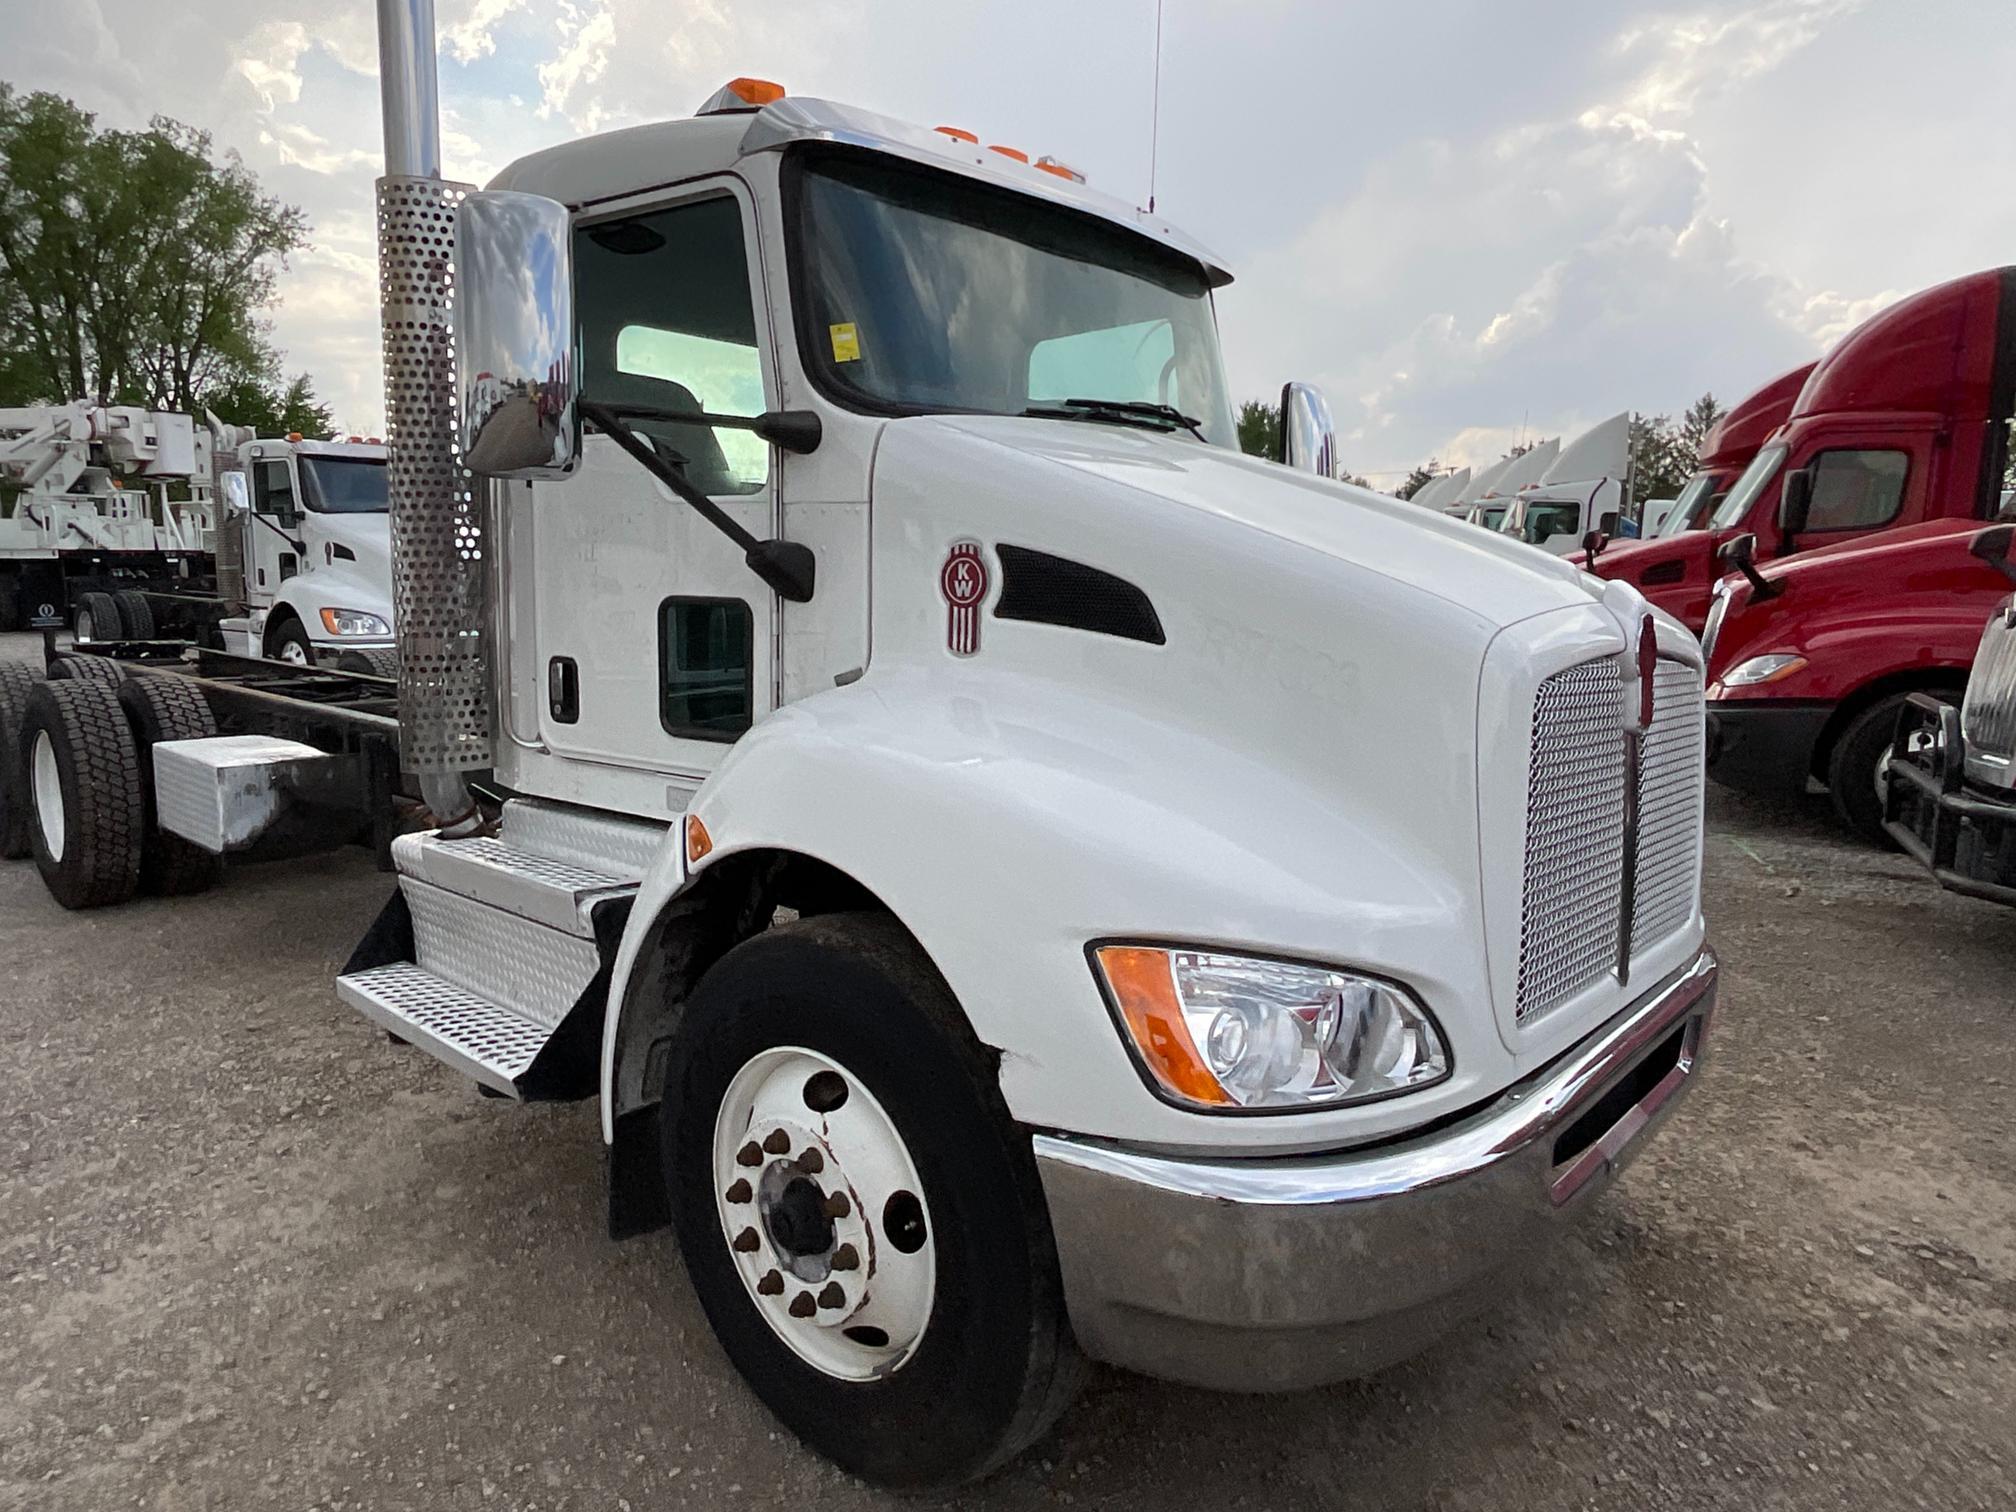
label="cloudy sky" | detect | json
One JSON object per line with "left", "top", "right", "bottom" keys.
{"left": 9, "top": 0, "right": 2012, "bottom": 483}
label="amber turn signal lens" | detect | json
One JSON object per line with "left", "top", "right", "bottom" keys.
{"left": 1094, "top": 946, "right": 1230, "bottom": 1107}
{"left": 685, "top": 814, "right": 714, "bottom": 865}
{"left": 725, "top": 77, "right": 786, "bottom": 106}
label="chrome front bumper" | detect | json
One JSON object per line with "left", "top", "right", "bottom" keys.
{"left": 1033, "top": 948, "right": 1717, "bottom": 1392}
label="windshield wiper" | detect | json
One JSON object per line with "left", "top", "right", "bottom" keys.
{"left": 1023, "top": 397, "right": 1206, "bottom": 442}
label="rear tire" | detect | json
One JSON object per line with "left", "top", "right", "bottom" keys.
{"left": 46, "top": 654, "right": 123, "bottom": 684}
{"left": 660, "top": 913, "right": 1083, "bottom": 1489}
{"left": 0, "top": 661, "right": 42, "bottom": 859}
{"left": 1828, "top": 692, "right": 1936, "bottom": 848}
{"left": 117, "top": 676, "right": 225, "bottom": 896}
{"left": 22, "top": 678, "right": 144, "bottom": 909}
{"left": 74, "top": 591, "right": 121, "bottom": 645}
{"left": 113, "top": 590, "right": 155, "bottom": 640}
{"left": 334, "top": 646, "right": 400, "bottom": 680}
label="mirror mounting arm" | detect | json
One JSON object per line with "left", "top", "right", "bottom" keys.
{"left": 594, "top": 401, "right": 823, "bottom": 456}
{"left": 1719, "top": 532, "right": 1780, "bottom": 601}
{"left": 577, "top": 398, "right": 815, "bottom": 603}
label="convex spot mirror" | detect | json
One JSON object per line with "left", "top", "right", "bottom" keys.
{"left": 1278, "top": 381, "right": 1338, "bottom": 479}
{"left": 456, "top": 190, "right": 579, "bottom": 479}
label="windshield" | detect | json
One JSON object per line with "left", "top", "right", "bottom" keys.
{"left": 1708, "top": 444, "right": 1786, "bottom": 531}
{"left": 790, "top": 150, "right": 1236, "bottom": 446}
{"left": 1518, "top": 500, "right": 1582, "bottom": 544}
{"left": 298, "top": 457, "right": 387, "bottom": 514}
{"left": 1656, "top": 471, "right": 1718, "bottom": 537}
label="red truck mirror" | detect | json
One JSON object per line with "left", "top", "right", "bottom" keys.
{"left": 1581, "top": 528, "right": 1608, "bottom": 562}
{"left": 1970, "top": 523, "right": 2016, "bottom": 586}
{"left": 1718, "top": 531, "right": 1780, "bottom": 601}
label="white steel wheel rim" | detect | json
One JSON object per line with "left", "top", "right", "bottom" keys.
{"left": 31, "top": 730, "right": 64, "bottom": 860}
{"left": 712, "top": 1045, "right": 937, "bottom": 1381}
{"left": 75, "top": 608, "right": 95, "bottom": 643}
{"left": 277, "top": 639, "right": 309, "bottom": 665}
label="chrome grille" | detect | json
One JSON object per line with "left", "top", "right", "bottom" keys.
{"left": 1517, "top": 659, "right": 1627, "bottom": 1025}
{"left": 1631, "top": 659, "right": 1705, "bottom": 956}
{"left": 1961, "top": 603, "right": 2016, "bottom": 788}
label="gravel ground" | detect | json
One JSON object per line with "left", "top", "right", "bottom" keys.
{"left": 1, "top": 635, "right": 2011, "bottom": 1510}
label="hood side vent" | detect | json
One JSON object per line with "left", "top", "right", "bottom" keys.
{"left": 993, "top": 544, "right": 1165, "bottom": 646}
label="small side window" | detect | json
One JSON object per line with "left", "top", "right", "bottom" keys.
{"left": 1806, "top": 448, "right": 1908, "bottom": 531}
{"left": 660, "top": 597, "right": 753, "bottom": 740}
{"left": 254, "top": 461, "right": 295, "bottom": 514}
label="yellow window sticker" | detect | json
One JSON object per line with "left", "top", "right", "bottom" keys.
{"left": 829, "top": 322, "right": 861, "bottom": 363}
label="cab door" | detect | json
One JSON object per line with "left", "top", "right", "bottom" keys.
{"left": 247, "top": 457, "right": 302, "bottom": 606}
{"left": 528, "top": 182, "right": 778, "bottom": 781}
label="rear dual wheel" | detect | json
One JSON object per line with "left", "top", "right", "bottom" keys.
{"left": 0, "top": 662, "right": 40, "bottom": 859}
{"left": 22, "top": 678, "right": 144, "bottom": 909}
{"left": 661, "top": 914, "right": 1083, "bottom": 1489}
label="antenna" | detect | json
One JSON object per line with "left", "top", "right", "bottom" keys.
{"left": 1147, "top": 0, "right": 1164, "bottom": 214}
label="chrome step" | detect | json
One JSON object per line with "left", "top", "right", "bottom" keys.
{"left": 336, "top": 962, "right": 553, "bottom": 1098}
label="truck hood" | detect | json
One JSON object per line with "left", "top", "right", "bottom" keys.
{"left": 301, "top": 510, "right": 395, "bottom": 622}
{"left": 923, "top": 415, "right": 1604, "bottom": 631}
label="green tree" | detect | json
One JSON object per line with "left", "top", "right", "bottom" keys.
{"left": 1396, "top": 461, "right": 1440, "bottom": 500}
{"left": 0, "top": 86, "right": 308, "bottom": 411}
{"left": 201, "top": 371, "right": 337, "bottom": 439}
{"left": 1236, "top": 398, "right": 1281, "bottom": 459}
{"left": 1672, "top": 392, "right": 1726, "bottom": 479}
{"left": 1628, "top": 412, "right": 1687, "bottom": 508}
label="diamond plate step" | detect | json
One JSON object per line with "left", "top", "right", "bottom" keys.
{"left": 404, "top": 879, "right": 601, "bottom": 1029}
{"left": 502, "top": 798, "right": 670, "bottom": 881}
{"left": 337, "top": 962, "right": 552, "bottom": 1098}
{"left": 393, "top": 830, "right": 634, "bottom": 937}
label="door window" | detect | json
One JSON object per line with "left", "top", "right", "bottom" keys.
{"left": 1806, "top": 448, "right": 1908, "bottom": 531}
{"left": 660, "top": 597, "right": 754, "bottom": 740}
{"left": 577, "top": 195, "right": 768, "bottom": 495}
{"left": 255, "top": 461, "right": 295, "bottom": 515}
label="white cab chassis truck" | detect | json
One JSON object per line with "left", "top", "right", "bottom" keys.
{"left": 318, "top": 26, "right": 1718, "bottom": 1488}
{"left": 213, "top": 436, "right": 398, "bottom": 670}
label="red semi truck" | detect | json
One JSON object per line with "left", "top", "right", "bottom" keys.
{"left": 1643, "top": 361, "right": 1814, "bottom": 542}
{"left": 1582, "top": 268, "right": 2016, "bottom": 633}
{"left": 1702, "top": 516, "right": 2014, "bottom": 843}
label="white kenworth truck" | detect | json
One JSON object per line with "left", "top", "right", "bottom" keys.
{"left": 100, "top": 8, "right": 1719, "bottom": 1486}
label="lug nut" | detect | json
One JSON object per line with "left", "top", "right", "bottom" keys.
{"left": 756, "top": 1270, "right": 784, "bottom": 1296}
{"left": 799, "top": 1147, "right": 825, "bottom": 1173}
{"left": 830, "top": 1243, "right": 860, "bottom": 1272}
{"left": 788, "top": 1291, "right": 817, "bottom": 1318}
{"left": 724, "top": 1178, "right": 752, "bottom": 1204}
{"left": 736, "top": 1141, "right": 763, "bottom": 1168}
{"left": 732, "top": 1227, "right": 761, "bottom": 1253}
{"left": 824, "top": 1193, "right": 852, "bottom": 1220}
{"left": 817, "top": 1282, "right": 846, "bottom": 1310}
{"left": 763, "top": 1128, "right": 792, "bottom": 1155}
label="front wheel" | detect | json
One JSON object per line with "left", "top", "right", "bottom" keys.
{"left": 266, "top": 617, "right": 315, "bottom": 666}
{"left": 1828, "top": 692, "right": 1943, "bottom": 848}
{"left": 660, "top": 914, "right": 1083, "bottom": 1489}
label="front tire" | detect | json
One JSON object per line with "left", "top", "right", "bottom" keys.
{"left": 266, "top": 616, "right": 315, "bottom": 666}
{"left": 1828, "top": 693, "right": 1935, "bottom": 848}
{"left": 660, "top": 913, "right": 1083, "bottom": 1489}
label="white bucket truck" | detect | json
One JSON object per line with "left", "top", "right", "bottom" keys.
{"left": 307, "top": 4, "right": 1720, "bottom": 1487}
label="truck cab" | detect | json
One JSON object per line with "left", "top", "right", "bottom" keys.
{"left": 1499, "top": 412, "right": 1627, "bottom": 556}
{"left": 316, "top": 79, "right": 1714, "bottom": 1486}
{"left": 1702, "top": 515, "right": 2014, "bottom": 842}
{"left": 222, "top": 437, "right": 395, "bottom": 665}
{"left": 1583, "top": 271, "right": 2016, "bottom": 633}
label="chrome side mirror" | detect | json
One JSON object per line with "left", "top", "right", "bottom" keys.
{"left": 455, "top": 191, "right": 578, "bottom": 479}
{"left": 1278, "top": 381, "right": 1338, "bottom": 479}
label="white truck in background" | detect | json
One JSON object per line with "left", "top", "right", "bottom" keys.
{"left": 1405, "top": 465, "right": 1469, "bottom": 512}
{"left": 1500, "top": 411, "right": 1630, "bottom": 555}
{"left": 12, "top": 4, "right": 1719, "bottom": 1488}
{"left": 211, "top": 433, "right": 397, "bottom": 670}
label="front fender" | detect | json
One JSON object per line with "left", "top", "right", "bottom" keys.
{"left": 606, "top": 665, "right": 1515, "bottom": 1155}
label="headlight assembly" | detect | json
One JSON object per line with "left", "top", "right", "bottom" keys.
{"left": 1092, "top": 945, "right": 1450, "bottom": 1112}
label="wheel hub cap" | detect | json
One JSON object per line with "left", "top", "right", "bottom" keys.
{"left": 713, "top": 1046, "right": 936, "bottom": 1380}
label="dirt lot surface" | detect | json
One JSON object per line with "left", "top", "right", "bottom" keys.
{"left": 1, "top": 646, "right": 2011, "bottom": 1508}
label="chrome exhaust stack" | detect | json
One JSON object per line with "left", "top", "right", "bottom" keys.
{"left": 374, "top": 0, "right": 487, "bottom": 826}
